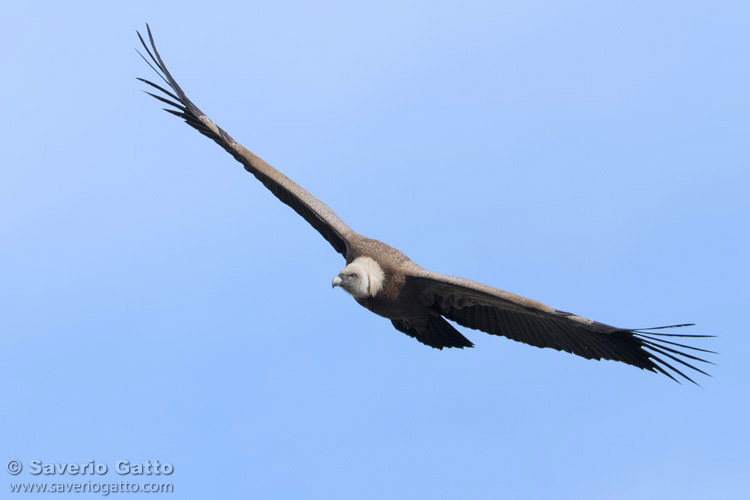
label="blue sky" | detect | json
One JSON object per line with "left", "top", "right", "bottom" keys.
{"left": 2, "top": 1, "right": 748, "bottom": 498}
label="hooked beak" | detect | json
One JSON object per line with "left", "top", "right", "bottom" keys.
{"left": 332, "top": 274, "right": 343, "bottom": 289}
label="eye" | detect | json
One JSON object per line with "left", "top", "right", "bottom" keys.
{"left": 349, "top": 273, "right": 357, "bottom": 279}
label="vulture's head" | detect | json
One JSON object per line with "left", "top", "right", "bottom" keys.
{"left": 332, "top": 257, "right": 385, "bottom": 299}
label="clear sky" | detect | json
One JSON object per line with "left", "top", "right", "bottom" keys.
{"left": 2, "top": 1, "right": 748, "bottom": 499}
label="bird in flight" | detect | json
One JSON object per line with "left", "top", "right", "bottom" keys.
{"left": 137, "top": 25, "right": 714, "bottom": 384}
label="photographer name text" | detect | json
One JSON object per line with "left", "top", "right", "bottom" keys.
{"left": 13, "top": 460, "right": 173, "bottom": 476}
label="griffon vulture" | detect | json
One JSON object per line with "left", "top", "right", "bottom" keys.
{"left": 137, "top": 26, "right": 714, "bottom": 384}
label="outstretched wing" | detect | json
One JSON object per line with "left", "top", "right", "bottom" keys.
{"left": 137, "top": 25, "right": 355, "bottom": 257}
{"left": 407, "top": 270, "right": 715, "bottom": 384}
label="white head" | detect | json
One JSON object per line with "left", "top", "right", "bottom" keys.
{"left": 331, "top": 257, "right": 385, "bottom": 299}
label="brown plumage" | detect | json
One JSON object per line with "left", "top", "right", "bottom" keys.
{"left": 137, "top": 25, "right": 715, "bottom": 384}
